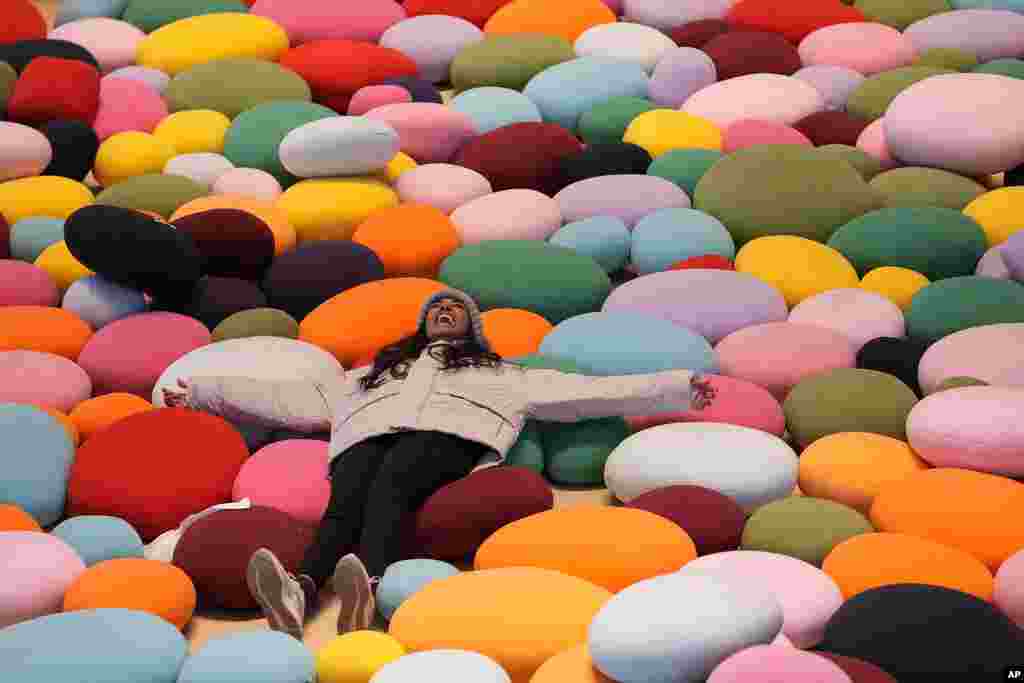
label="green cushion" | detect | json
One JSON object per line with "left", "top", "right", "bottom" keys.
{"left": 814, "top": 145, "right": 884, "bottom": 181}
{"left": 450, "top": 35, "right": 575, "bottom": 93}
{"left": 906, "top": 276, "right": 1024, "bottom": 344}
{"left": 867, "top": 167, "right": 986, "bottom": 210}
{"left": 914, "top": 48, "right": 978, "bottom": 72}
{"left": 783, "top": 368, "right": 919, "bottom": 448}
{"left": 94, "top": 174, "right": 208, "bottom": 219}
{"left": 846, "top": 66, "right": 955, "bottom": 121}
{"left": 741, "top": 497, "right": 874, "bottom": 566}
{"left": 0, "top": 61, "right": 16, "bottom": 112}
{"left": 578, "top": 96, "right": 657, "bottom": 146}
{"left": 122, "top": 0, "right": 249, "bottom": 33}
{"left": 504, "top": 421, "right": 546, "bottom": 475}
{"left": 972, "top": 58, "right": 1024, "bottom": 80}
{"left": 165, "top": 59, "right": 312, "bottom": 119}
{"left": 210, "top": 308, "right": 299, "bottom": 342}
{"left": 439, "top": 240, "right": 612, "bottom": 324}
{"left": 853, "top": 0, "right": 952, "bottom": 31}
{"left": 646, "top": 148, "right": 724, "bottom": 196}
{"left": 827, "top": 207, "right": 988, "bottom": 280}
{"left": 693, "top": 144, "right": 879, "bottom": 245}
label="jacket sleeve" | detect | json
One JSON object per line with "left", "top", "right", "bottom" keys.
{"left": 514, "top": 367, "right": 698, "bottom": 422}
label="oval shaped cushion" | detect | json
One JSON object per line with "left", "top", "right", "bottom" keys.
{"left": 454, "top": 121, "right": 582, "bottom": 195}
{"left": 0, "top": 531, "right": 85, "bottom": 628}
{"left": 529, "top": 644, "right": 612, "bottom": 683}
{"left": 370, "top": 650, "right": 511, "bottom": 683}
{"left": 170, "top": 208, "right": 276, "bottom": 281}
{"left": 177, "top": 630, "right": 315, "bottom": 683}
{"left": 554, "top": 174, "right": 690, "bottom": 230}
{"left": 787, "top": 288, "right": 905, "bottom": 353}
{"left": 164, "top": 58, "right": 311, "bottom": 119}
{"left": 625, "top": 485, "right": 747, "bottom": 556}
{"left": 709, "top": 645, "right": 852, "bottom": 682}
{"left": 232, "top": 439, "right": 331, "bottom": 525}
{"left": 917, "top": 323, "right": 1024, "bottom": 395}
{"left": 523, "top": 57, "right": 649, "bottom": 132}
{"left": 376, "top": 559, "right": 461, "bottom": 621}
{"left": 63, "top": 557, "right": 197, "bottom": 629}
{"left": 0, "top": 349, "right": 92, "bottom": 413}
{"left": 995, "top": 549, "right": 1024, "bottom": 629}
{"left": 450, "top": 189, "right": 563, "bottom": 244}
{"left": 742, "top": 497, "right": 875, "bottom": 567}
{"left": 0, "top": 404, "right": 76, "bottom": 527}
{"left": 0, "top": 505, "right": 41, "bottom": 532}
{"left": 0, "top": 305, "right": 93, "bottom": 360}
{"left": 905, "top": 276, "right": 1024, "bottom": 344}
{"left": 50, "top": 515, "right": 144, "bottom": 567}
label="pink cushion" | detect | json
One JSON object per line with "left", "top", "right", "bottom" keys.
{"left": 917, "top": 323, "right": 1024, "bottom": 395}
{"left": 0, "top": 531, "right": 86, "bottom": 628}
{"left": 0, "top": 260, "right": 59, "bottom": 306}
{"left": 48, "top": 18, "right": 146, "bottom": 73}
{"left": 348, "top": 85, "right": 412, "bottom": 116}
{"left": 250, "top": 0, "right": 406, "bottom": 43}
{"left": 798, "top": 23, "right": 917, "bottom": 76}
{"left": 722, "top": 119, "right": 812, "bottom": 153}
{"left": 709, "top": 645, "right": 852, "bottom": 682}
{"left": 788, "top": 289, "right": 905, "bottom": 353}
{"left": 364, "top": 102, "right": 478, "bottom": 162}
{"left": 856, "top": 118, "right": 897, "bottom": 171}
{"left": 995, "top": 548, "right": 1024, "bottom": 628}
{"left": 92, "top": 76, "right": 169, "bottom": 141}
{"left": 0, "top": 350, "right": 92, "bottom": 413}
{"left": 232, "top": 439, "right": 331, "bottom": 525}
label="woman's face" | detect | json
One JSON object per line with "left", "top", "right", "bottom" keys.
{"left": 424, "top": 298, "right": 471, "bottom": 340}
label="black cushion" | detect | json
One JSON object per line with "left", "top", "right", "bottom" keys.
{"left": 856, "top": 336, "right": 931, "bottom": 396}
{"left": 187, "top": 276, "right": 269, "bottom": 330}
{"left": 0, "top": 39, "right": 99, "bottom": 73}
{"left": 556, "top": 142, "right": 654, "bottom": 189}
{"left": 41, "top": 119, "right": 98, "bottom": 181}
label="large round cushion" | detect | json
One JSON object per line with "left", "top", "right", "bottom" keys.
{"left": 211, "top": 308, "right": 300, "bottom": 342}
{"left": 0, "top": 305, "right": 93, "bottom": 359}
{"left": 905, "top": 276, "right": 1024, "bottom": 344}
{"left": 371, "top": 650, "right": 511, "bottom": 683}
{"left": 480, "top": 309, "right": 553, "bottom": 359}
{"left": 177, "top": 630, "right": 316, "bottom": 683}
{"left": 449, "top": 34, "right": 576, "bottom": 91}
{"left": 450, "top": 189, "right": 563, "bottom": 244}
{"left": 963, "top": 186, "right": 1024, "bottom": 247}
{"left": 67, "top": 408, "right": 250, "bottom": 541}
{"left": 787, "top": 289, "right": 905, "bottom": 353}
{"left": 353, "top": 203, "right": 460, "bottom": 278}
{"left": 818, "top": 584, "right": 1024, "bottom": 678}
{"left": 475, "top": 506, "right": 697, "bottom": 592}
{"left": 0, "top": 531, "right": 85, "bottom": 628}
{"left": 522, "top": 58, "right": 649, "bottom": 133}
{"left": 63, "top": 557, "right": 197, "bottom": 629}
{"left": 172, "top": 505, "right": 315, "bottom": 609}
{"left": 171, "top": 208, "right": 275, "bottom": 280}
{"left": 917, "top": 323, "right": 1024, "bottom": 395}
{"left": 315, "top": 631, "right": 406, "bottom": 683}
{"left": 232, "top": 439, "right": 330, "bottom": 525}
{"left": 413, "top": 466, "right": 553, "bottom": 561}
{"left": 0, "top": 260, "right": 59, "bottom": 306}
{"left": 604, "top": 423, "right": 798, "bottom": 510}
{"left": 171, "top": 195, "right": 295, "bottom": 255}
{"left": 389, "top": 567, "right": 612, "bottom": 683}
{"left": 867, "top": 167, "right": 986, "bottom": 211}
{"left": 0, "top": 608, "right": 187, "bottom": 681}
{"left": 393, "top": 163, "right": 492, "bottom": 215}
{"left": 276, "top": 177, "right": 399, "bottom": 243}
{"left": 588, "top": 572, "right": 783, "bottom": 683}
{"left": 783, "top": 368, "right": 919, "bottom": 448}
{"left": 453, "top": 121, "right": 582, "bottom": 195}
{"left": 734, "top": 235, "right": 858, "bottom": 307}
{"left": 51, "top": 515, "right": 144, "bottom": 567}
{"left": 625, "top": 485, "right": 747, "bottom": 556}
{"left": 0, "top": 403, "right": 76, "bottom": 527}
{"left": 376, "top": 559, "right": 461, "bottom": 621}
{"left": 629, "top": 208, "right": 735, "bottom": 275}
{"left": 62, "top": 275, "right": 148, "bottom": 330}
{"left": 869, "top": 468, "right": 1024, "bottom": 571}
{"left": 554, "top": 174, "right": 690, "bottom": 230}
{"left": 0, "top": 350, "right": 92, "bottom": 414}
{"left": 742, "top": 497, "right": 875, "bottom": 567}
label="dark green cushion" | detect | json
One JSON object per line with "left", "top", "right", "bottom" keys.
{"left": 122, "top": 0, "right": 249, "bottom": 33}
{"left": 577, "top": 96, "right": 657, "bottom": 146}
{"left": 906, "top": 276, "right": 1024, "bottom": 343}
{"left": 504, "top": 421, "right": 545, "bottom": 475}
{"left": 450, "top": 35, "right": 575, "bottom": 93}
{"left": 742, "top": 497, "right": 874, "bottom": 566}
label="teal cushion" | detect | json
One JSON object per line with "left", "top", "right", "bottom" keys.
{"left": 376, "top": 559, "right": 460, "bottom": 621}
{"left": 906, "top": 276, "right": 1024, "bottom": 343}
{"left": 176, "top": 630, "right": 314, "bottom": 683}
{"left": 647, "top": 148, "right": 723, "bottom": 196}
{"left": 50, "top": 515, "right": 145, "bottom": 567}
{"left": 505, "top": 421, "right": 546, "bottom": 474}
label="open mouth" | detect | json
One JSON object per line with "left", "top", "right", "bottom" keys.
{"left": 436, "top": 312, "right": 454, "bottom": 326}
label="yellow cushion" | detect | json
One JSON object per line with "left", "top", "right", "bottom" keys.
{"left": 735, "top": 235, "right": 860, "bottom": 307}
{"left": 315, "top": 631, "right": 405, "bottom": 683}
{"left": 276, "top": 177, "right": 399, "bottom": 243}
{"left": 858, "top": 266, "right": 930, "bottom": 311}
{"left": 94, "top": 132, "right": 177, "bottom": 187}
{"left": 153, "top": 109, "right": 232, "bottom": 154}
{"left": 34, "top": 240, "right": 94, "bottom": 290}
{"left": 474, "top": 506, "right": 697, "bottom": 593}
{"left": 623, "top": 109, "right": 723, "bottom": 158}
{"left": 351, "top": 203, "right": 460, "bottom": 278}
{"left": 384, "top": 152, "right": 417, "bottom": 182}
{"left": 171, "top": 194, "right": 297, "bottom": 255}
{"left": 0, "top": 176, "right": 93, "bottom": 224}
{"left": 530, "top": 644, "right": 613, "bottom": 683}
{"left": 390, "top": 567, "right": 611, "bottom": 683}
{"left": 962, "top": 186, "right": 1024, "bottom": 246}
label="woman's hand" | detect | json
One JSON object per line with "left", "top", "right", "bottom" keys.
{"left": 162, "top": 378, "right": 191, "bottom": 408}
{"left": 690, "top": 375, "right": 717, "bottom": 410}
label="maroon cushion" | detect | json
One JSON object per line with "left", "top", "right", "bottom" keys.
{"left": 700, "top": 31, "right": 803, "bottom": 80}
{"left": 171, "top": 209, "right": 276, "bottom": 281}
{"left": 173, "top": 505, "right": 316, "bottom": 610}
{"left": 813, "top": 653, "right": 898, "bottom": 683}
{"left": 0, "top": 214, "right": 9, "bottom": 260}
{"left": 453, "top": 122, "right": 583, "bottom": 195}
{"left": 794, "top": 111, "right": 871, "bottom": 147}
{"left": 7, "top": 56, "right": 100, "bottom": 126}
{"left": 667, "top": 19, "right": 732, "bottom": 48}
{"left": 625, "top": 485, "right": 747, "bottom": 555}
{"left": 186, "top": 276, "right": 268, "bottom": 330}
{"left": 412, "top": 466, "right": 554, "bottom": 562}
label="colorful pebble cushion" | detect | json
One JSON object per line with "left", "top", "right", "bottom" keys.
{"left": 0, "top": 531, "right": 85, "bottom": 627}
{"left": 625, "top": 485, "right": 747, "bottom": 556}
{"left": 376, "top": 559, "right": 461, "bottom": 621}
{"left": 177, "top": 630, "right": 316, "bottom": 683}
{"left": 50, "top": 515, "right": 145, "bottom": 567}
{"left": 370, "top": 650, "right": 512, "bottom": 683}
{"left": 741, "top": 497, "right": 875, "bottom": 567}
{"left": 0, "top": 504, "right": 42, "bottom": 532}
{"left": 0, "top": 404, "right": 76, "bottom": 527}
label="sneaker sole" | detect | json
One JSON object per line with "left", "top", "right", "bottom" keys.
{"left": 332, "top": 557, "right": 374, "bottom": 634}
{"left": 247, "top": 551, "right": 304, "bottom": 640}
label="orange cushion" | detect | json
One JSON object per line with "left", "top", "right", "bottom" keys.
{"left": 530, "top": 644, "right": 613, "bottom": 683}
{"left": 474, "top": 505, "right": 697, "bottom": 592}
{"left": 0, "top": 504, "right": 42, "bottom": 532}
{"left": 485, "top": 0, "right": 616, "bottom": 42}
{"left": 822, "top": 532, "right": 995, "bottom": 602}
{"left": 171, "top": 194, "right": 297, "bottom": 255}
{"left": 352, "top": 203, "right": 461, "bottom": 278}
{"left": 0, "top": 306, "right": 93, "bottom": 359}
{"left": 798, "top": 432, "right": 930, "bottom": 515}
{"left": 299, "top": 277, "right": 448, "bottom": 366}
{"left": 389, "top": 567, "right": 611, "bottom": 683}
{"left": 62, "top": 557, "right": 197, "bottom": 630}
{"left": 870, "top": 468, "right": 1024, "bottom": 572}
{"left": 69, "top": 392, "right": 155, "bottom": 442}
{"left": 480, "top": 308, "right": 553, "bottom": 358}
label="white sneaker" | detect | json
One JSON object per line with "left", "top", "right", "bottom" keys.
{"left": 247, "top": 548, "right": 306, "bottom": 641}
{"left": 332, "top": 554, "right": 375, "bottom": 634}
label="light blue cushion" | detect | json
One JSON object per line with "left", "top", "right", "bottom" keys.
{"left": 176, "top": 630, "right": 315, "bottom": 683}
{"left": 62, "top": 275, "right": 148, "bottom": 330}
{"left": 449, "top": 87, "right": 542, "bottom": 135}
{"left": 548, "top": 216, "right": 631, "bottom": 274}
{"left": 55, "top": 0, "right": 130, "bottom": 26}
{"left": 630, "top": 208, "right": 735, "bottom": 275}
{"left": 50, "top": 515, "right": 145, "bottom": 567}
{"left": 0, "top": 608, "right": 187, "bottom": 681}
{"left": 0, "top": 404, "right": 75, "bottom": 527}
{"left": 377, "top": 559, "right": 461, "bottom": 621}
{"left": 524, "top": 58, "right": 650, "bottom": 132}
{"left": 538, "top": 311, "right": 718, "bottom": 376}
{"left": 951, "top": 0, "right": 1024, "bottom": 11}
{"left": 9, "top": 217, "right": 65, "bottom": 263}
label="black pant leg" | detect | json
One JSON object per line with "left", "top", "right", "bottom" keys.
{"left": 356, "top": 430, "right": 491, "bottom": 577}
{"left": 298, "top": 433, "right": 398, "bottom": 588}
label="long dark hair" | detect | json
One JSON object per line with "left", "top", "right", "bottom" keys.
{"left": 359, "top": 330, "right": 505, "bottom": 391}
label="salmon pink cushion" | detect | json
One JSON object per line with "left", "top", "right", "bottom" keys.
{"left": 232, "top": 440, "right": 331, "bottom": 525}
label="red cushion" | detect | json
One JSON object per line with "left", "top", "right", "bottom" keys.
{"left": 404, "top": 0, "right": 511, "bottom": 27}
{"left": 625, "top": 485, "right": 747, "bottom": 555}
{"left": 7, "top": 56, "right": 100, "bottom": 126}
{"left": 794, "top": 111, "right": 871, "bottom": 148}
{"left": 278, "top": 40, "right": 418, "bottom": 100}
{"left": 670, "top": 254, "right": 735, "bottom": 271}
{"left": 727, "top": 0, "right": 865, "bottom": 44}
{"left": 701, "top": 31, "right": 803, "bottom": 80}
{"left": 454, "top": 122, "right": 583, "bottom": 195}
{"left": 413, "top": 466, "right": 554, "bottom": 562}
{"left": 172, "top": 505, "right": 315, "bottom": 609}
{"left": 67, "top": 408, "right": 250, "bottom": 541}
{"left": 0, "top": 0, "right": 47, "bottom": 45}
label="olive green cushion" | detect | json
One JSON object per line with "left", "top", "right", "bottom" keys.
{"left": 122, "top": 0, "right": 249, "bottom": 33}
{"left": 577, "top": 96, "right": 657, "bottom": 146}
{"left": 0, "top": 61, "right": 16, "bottom": 112}
{"left": 439, "top": 240, "right": 612, "bottom": 324}
{"left": 931, "top": 376, "right": 988, "bottom": 394}
{"left": 646, "top": 148, "right": 723, "bottom": 196}
{"left": 693, "top": 144, "right": 879, "bottom": 245}
{"left": 783, "top": 368, "right": 919, "bottom": 448}
{"left": 846, "top": 66, "right": 955, "bottom": 122}
{"left": 211, "top": 308, "right": 299, "bottom": 342}
{"left": 905, "top": 276, "right": 1024, "bottom": 344}
{"left": 853, "top": 0, "right": 952, "bottom": 31}
{"left": 914, "top": 48, "right": 978, "bottom": 72}
{"left": 165, "top": 59, "right": 312, "bottom": 119}
{"left": 972, "top": 58, "right": 1024, "bottom": 80}
{"left": 95, "top": 174, "right": 208, "bottom": 219}
{"left": 827, "top": 207, "right": 987, "bottom": 280}
{"left": 741, "top": 497, "right": 874, "bottom": 566}
{"left": 867, "top": 167, "right": 986, "bottom": 210}
{"left": 814, "top": 145, "right": 884, "bottom": 181}
{"left": 450, "top": 35, "right": 575, "bottom": 93}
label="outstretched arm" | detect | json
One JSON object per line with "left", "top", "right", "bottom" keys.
{"left": 515, "top": 366, "right": 715, "bottom": 422}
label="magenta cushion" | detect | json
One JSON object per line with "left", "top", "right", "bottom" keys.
{"left": 250, "top": 0, "right": 406, "bottom": 43}
{"left": 0, "top": 350, "right": 92, "bottom": 413}
{"left": 723, "top": 119, "right": 812, "bottom": 153}
{"left": 232, "top": 439, "right": 331, "bottom": 525}
{"left": 0, "top": 260, "right": 59, "bottom": 306}
{"left": 92, "top": 76, "right": 168, "bottom": 141}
